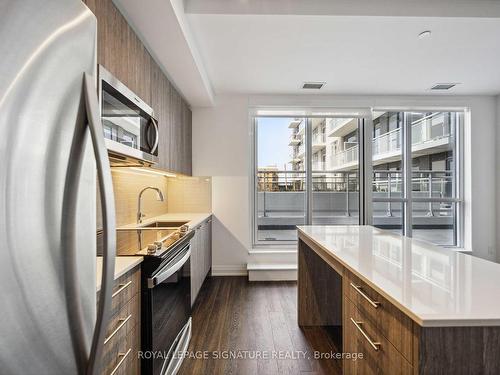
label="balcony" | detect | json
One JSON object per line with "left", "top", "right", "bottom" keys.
{"left": 327, "top": 117, "right": 358, "bottom": 137}
{"left": 312, "top": 161, "right": 326, "bottom": 171}
{"left": 331, "top": 145, "right": 359, "bottom": 170}
{"left": 256, "top": 170, "right": 454, "bottom": 243}
{"left": 297, "top": 144, "right": 305, "bottom": 158}
{"left": 331, "top": 113, "right": 452, "bottom": 170}
{"left": 312, "top": 132, "right": 326, "bottom": 151}
{"left": 289, "top": 134, "right": 301, "bottom": 146}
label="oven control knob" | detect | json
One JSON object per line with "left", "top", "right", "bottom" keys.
{"left": 147, "top": 244, "right": 157, "bottom": 254}
{"left": 154, "top": 241, "right": 163, "bottom": 249}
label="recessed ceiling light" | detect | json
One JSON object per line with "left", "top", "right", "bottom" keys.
{"left": 430, "top": 83, "right": 459, "bottom": 90}
{"left": 302, "top": 82, "right": 325, "bottom": 90}
{"left": 418, "top": 30, "right": 432, "bottom": 39}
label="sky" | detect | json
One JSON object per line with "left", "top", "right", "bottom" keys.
{"left": 257, "top": 117, "right": 293, "bottom": 169}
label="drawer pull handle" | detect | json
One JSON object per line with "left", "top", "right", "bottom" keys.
{"left": 104, "top": 314, "right": 132, "bottom": 344}
{"left": 109, "top": 348, "right": 131, "bottom": 375}
{"left": 350, "top": 318, "right": 381, "bottom": 351}
{"left": 350, "top": 283, "right": 380, "bottom": 308}
{"left": 112, "top": 280, "right": 132, "bottom": 298}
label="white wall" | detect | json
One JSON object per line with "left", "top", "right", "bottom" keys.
{"left": 193, "top": 94, "right": 498, "bottom": 274}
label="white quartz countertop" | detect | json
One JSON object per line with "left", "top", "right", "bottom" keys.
{"left": 118, "top": 212, "right": 212, "bottom": 231}
{"left": 298, "top": 225, "right": 500, "bottom": 327}
{"left": 96, "top": 256, "right": 143, "bottom": 292}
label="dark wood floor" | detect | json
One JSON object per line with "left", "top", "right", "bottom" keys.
{"left": 179, "top": 277, "right": 342, "bottom": 375}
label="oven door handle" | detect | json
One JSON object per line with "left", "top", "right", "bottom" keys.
{"left": 148, "top": 245, "right": 191, "bottom": 288}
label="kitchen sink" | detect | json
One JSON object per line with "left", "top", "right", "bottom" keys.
{"left": 140, "top": 220, "right": 189, "bottom": 228}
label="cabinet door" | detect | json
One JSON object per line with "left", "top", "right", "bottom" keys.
{"left": 150, "top": 63, "right": 172, "bottom": 171}
{"left": 190, "top": 228, "right": 200, "bottom": 306}
{"left": 202, "top": 219, "right": 211, "bottom": 278}
{"left": 207, "top": 218, "right": 212, "bottom": 276}
{"left": 181, "top": 100, "right": 192, "bottom": 175}
{"left": 201, "top": 221, "right": 208, "bottom": 280}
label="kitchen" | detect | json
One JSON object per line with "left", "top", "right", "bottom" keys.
{"left": 2, "top": 0, "right": 500, "bottom": 375}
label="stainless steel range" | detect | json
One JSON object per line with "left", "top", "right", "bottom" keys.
{"left": 140, "top": 230, "right": 194, "bottom": 375}
{"left": 108, "top": 223, "right": 194, "bottom": 375}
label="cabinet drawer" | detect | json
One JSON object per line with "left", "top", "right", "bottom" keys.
{"left": 344, "top": 271, "right": 414, "bottom": 364}
{"left": 344, "top": 297, "right": 413, "bottom": 375}
{"left": 100, "top": 315, "right": 129, "bottom": 375}
{"left": 104, "top": 294, "right": 140, "bottom": 345}
{"left": 100, "top": 314, "right": 140, "bottom": 375}
{"left": 97, "top": 267, "right": 140, "bottom": 316}
{"left": 110, "top": 268, "right": 140, "bottom": 318}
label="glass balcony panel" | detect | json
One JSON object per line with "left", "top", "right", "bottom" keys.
{"left": 373, "top": 201, "right": 403, "bottom": 236}
{"left": 412, "top": 202, "right": 457, "bottom": 246}
{"left": 312, "top": 171, "right": 359, "bottom": 225}
{"left": 373, "top": 170, "right": 403, "bottom": 196}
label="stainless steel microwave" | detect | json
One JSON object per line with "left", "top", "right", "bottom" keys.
{"left": 98, "top": 65, "right": 159, "bottom": 165}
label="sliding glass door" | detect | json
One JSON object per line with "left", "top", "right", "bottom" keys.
{"left": 255, "top": 117, "right": 306, "bottom": 242}
{"left": 254, "top": 114, "right": 363, "bottom": 245}
{"left": 371, "top": 110, "right": 463, "bottom": 246}
{"left": 253, "top": 108, "right": 463, "bottom": 247}
{"left": 311, "top": 117, "right": 360, "bottom": 225}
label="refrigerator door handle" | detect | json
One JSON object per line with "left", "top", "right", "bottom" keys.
{"left": 83, "top": 72, "right": 117, "bottom": 375}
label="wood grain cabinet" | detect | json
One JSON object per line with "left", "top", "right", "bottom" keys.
{"left": 84, "top": 0, "right": 192, "bottom": 176}
{"left": 97, "top": 266, "right": 141, "bottom": 375}
{"left": 298, "top": 236, "right": 500, "bottom": 375}
{"left": 190, "top": 217, "right": 212, "bottom": 305}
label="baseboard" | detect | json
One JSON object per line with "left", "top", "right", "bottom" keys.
{"left": 247, "top": 264, "right": 298, "bottom": 281}
{"left": 211, "top": 265, "right": 248, "bottom": 276}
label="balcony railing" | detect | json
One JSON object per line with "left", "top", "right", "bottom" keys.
{"left": 312, "top": 132, "right": 326, "bottom": 145}
{"left": 257, "top": 170, "right": 453, "bottom": 218}
{"left": 331, "top": 112, "right": 452, "bottom": 168}
{"left": 289, "top": 134, "right": 302, "bottom": 145}
{"left": 312, "top": 161, "right": 326, "bottom": 171}
{"left": 331, "top": 145, "right": 358, "bottom": 167}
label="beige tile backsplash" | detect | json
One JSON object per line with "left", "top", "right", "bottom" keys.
{"left": 167, "top": 176, "right": 212, "bottom": 213}
{"left": 97, "top": 169, "right": 211, "bottom": 230}
{"left": 111, "top": 169, "right": 169, "bottom": 226}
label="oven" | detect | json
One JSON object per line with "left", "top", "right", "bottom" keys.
{"left": 141, "top": 232, "right": 194, "bottom": 375}
{"left": 98, "top": 64, "right": 159, "bottom": 164}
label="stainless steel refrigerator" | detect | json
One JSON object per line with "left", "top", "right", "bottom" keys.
{"left": 0, "top": 1, "right": 116, "bottom": 374}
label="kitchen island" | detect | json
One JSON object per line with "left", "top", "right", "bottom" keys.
{"left": 298, "top": 225, "right": 500, "bottom": 374}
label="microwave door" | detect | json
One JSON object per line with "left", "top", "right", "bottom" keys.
{"left": 99, "top": 66, "right": 159, "bottom": 164}
{"left": 101, "top": 90, "right": 141, "bottom": 149}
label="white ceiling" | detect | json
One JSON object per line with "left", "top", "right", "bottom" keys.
{"left": 114, "top": 0, "right": 214, "bottom": 106}
{"left": 114, "top": 0, "right": 500, "bottom": 105}
{"left": 185, "top": 0, "right": 500, "bottom": 18}
{"left": 186, "top": 14, "right": 500, "bottom": 95}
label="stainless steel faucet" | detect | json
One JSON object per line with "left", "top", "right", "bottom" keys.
{"left": 137, "top": 186, "right": 164, "bottom": 223}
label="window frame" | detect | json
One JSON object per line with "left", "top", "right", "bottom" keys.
{"left": 371, "top": 109, "right": 465, "bottom": 247}
{"left": 250, "top": 107, "right": 465, "bottom": 248}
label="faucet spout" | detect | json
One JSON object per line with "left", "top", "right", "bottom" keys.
{"left": 137, "top": 186, "right": 165, "bottom": 224}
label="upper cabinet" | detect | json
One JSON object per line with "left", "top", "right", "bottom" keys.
{"left": 84, "top": 0, "right": 192, "bottom": 176}
{"left": 149, "top": 64, "right": 192, "bottom": 175}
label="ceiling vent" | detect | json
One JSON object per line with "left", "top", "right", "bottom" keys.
{"left": 302, "top": 82, "right": 325, "bottom": 90}
{"left": 430, "top": 83, "right": 458, "bottom": 91}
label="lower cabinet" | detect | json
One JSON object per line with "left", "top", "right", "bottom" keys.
{"left": 190, "top": 216, "right": 213, "bottom": 305}
{"left": 343, "top": 296, "right": 413, "bottom": 375}
{"left": 98, "top": 266, "right": 141, "bottom": 375}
